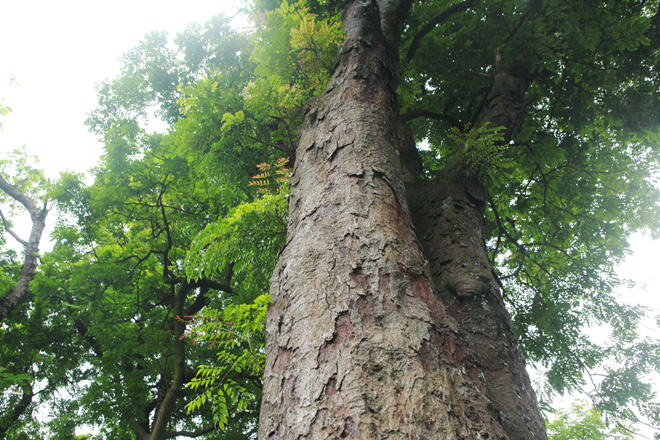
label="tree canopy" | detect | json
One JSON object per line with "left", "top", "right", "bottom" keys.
{"left": 1, "top": 0, "right": 659, "bottom": 438}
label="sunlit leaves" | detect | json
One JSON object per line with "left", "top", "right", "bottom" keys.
{"left": 547, "top": 400, "right": 635, "bottom": 440}
{"left": 244, "top": 0, "right": 342, "bottom": 144}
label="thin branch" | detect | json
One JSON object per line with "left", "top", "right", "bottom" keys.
{"left": 488, "top": 194, "right": 554, "bottom": 280}
{"left": 163, "top": 426, "right": 215, "bottom": 439}
{"left": 246, "top": 134, "right": 294, "bottom": 156}
{"left": 404, "top": 0, "right": 478, "bottom": 63}
{"left": 401, "top": 109, "right": 462, "bottom": 128}
{"left": 503, "top": 0, "right": 542, "bottom": 45}
{"left": 0, "top": 208, "right": 28, "bottom": 246}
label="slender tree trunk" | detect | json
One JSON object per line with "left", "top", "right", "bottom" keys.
{"left": 0, "top": 174, "right": 48, "bottom": 321}
{"left": 0, "top": 383, "right": 33, "bottom": 437}
{"left": 149, "top": 284, "right": 187, "bottom": 440}
{"left": 260, "top": 1, "right": 546, "bottom": 439}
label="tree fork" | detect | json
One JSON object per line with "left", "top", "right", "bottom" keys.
{"left": 405, "top": 52, "right": 546, "bottom": 439}
{"left": 0, "top": 174, "right": 48, "bottom": 321}
{"left": 260, "top": 1, "right": 534, "bottom": 438}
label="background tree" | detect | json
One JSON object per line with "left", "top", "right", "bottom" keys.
{"left": 0, "top": 14, "right": 277, "bottom": 439}
{"left": 0, "top": 148, "right": 53, "bottom": 438}
{"left": 0, "top": 148, "right": 49, "bottom": 321}
{"left": 547, "top": 401, "right": 635, "bottom": 440}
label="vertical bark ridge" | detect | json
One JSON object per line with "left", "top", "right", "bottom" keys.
{"left": 260, "top": 1, "right": 511, "bottom": 438}
{"left": 405, "top": 55, "right": 547, "bottom": 440}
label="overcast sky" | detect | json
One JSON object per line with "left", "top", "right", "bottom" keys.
{"left": 0, "top": 0, "right": 242, "bottom": 177}
{"left": 1, "top": 1, "right": 659, "bottom": 434}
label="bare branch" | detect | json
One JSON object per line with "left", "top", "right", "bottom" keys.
{"left": 0, "top": 208, "right": 28, "bottom": 247}
{"left": 0, "top": 174, "right": 39, "bottom": 215}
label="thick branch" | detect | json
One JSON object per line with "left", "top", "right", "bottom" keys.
{"left": 246, "top": 134, "right": 294, "bottom": 157}
{"left": 184, "top": 287, "right": 209, "bottom": 317}
{"left": 378, "top": 0, "right": 415, "bottom": 49}
{"left": 404, "top": 0, "right": 478, "bottom": 63}
{"left": 149, "top": 283, "right": 188, "bottom": 440}
{"left": 0, "top": 383, "right": 33, "bottom": 437}
{"left": 0, "top": 174, "right": 48, "bottom": 321}
{"left": 131, "top": 421, "right": 151, "bottom": 440}
{"left": 503, "top": 0, "right": 542, "bottom": 44}
{"left": 0, "top": 174, "right": 40, "bottom": 214}
{"left": 74, "top": 319, "right": 105, "bottom": 358}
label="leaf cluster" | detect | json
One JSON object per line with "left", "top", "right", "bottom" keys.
{"left": 185, "top": 294, "right": 268, "bottom": 431}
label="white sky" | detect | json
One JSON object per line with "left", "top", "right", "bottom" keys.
{"left": 1, "top": 0, "right": 659, "bottom": 437}
{"left": 0, "top": 0, "right": 242, "bottom": 178}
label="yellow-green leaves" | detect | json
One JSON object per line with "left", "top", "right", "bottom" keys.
{"left": 246, "top": 0, "right": 342, "bottom": 124}
{"left": 184, "top": 191, "right": 287, "bottom": 285}
{"left": 424, "top": 123, "right": 512, "bottom": 185}
{"left": 220, "top": 110, "right": 246, "bottom": 134}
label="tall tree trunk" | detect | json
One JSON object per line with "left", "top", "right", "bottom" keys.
{"left": 404, "top": 51, "right": 546, "bottom": 440}
{"left": 260, "top": 1, "right": 546, "bottom": 439}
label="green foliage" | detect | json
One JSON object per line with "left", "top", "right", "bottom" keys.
{"left": 0, "top": 99, "right": 10, "bottom": 129}
{"left": 185, "top": 294, "right": 268, "bottom": 430}
{"left": 182, "top": 158, "right": 288, "bottom": 430}
{"left": 1, "top": 12, "right": 280, "bottom": 438}
{"left": 423, "top": 122, "right": 513, "bottom": 184}
{"left": 0, "top": 148, "right": 49, "bottom": 206}
{"left": 241, "top": 0, "right": 342, "bottom": 150}
{"left": 185, "top": 189, "right": 287, "bottom": 304}
{"left": 401, "top": 0, "right": 660, "bottom": 429}
{"left": 547, "top": 400, "right": 635, "bottom": 440}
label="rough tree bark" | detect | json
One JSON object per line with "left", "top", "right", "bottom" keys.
{"left": 405, "top": 50, "right": 545, "bottom": 440}
{"left": 0, "top": 173, "right": 48, "bottom": 322}
{"left": 260, "top": 1, "right": 546, "bottom": 439}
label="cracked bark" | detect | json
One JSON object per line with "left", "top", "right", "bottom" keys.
{"left": 260, "top": 1, "right": 545, "bottom": 439}
{"left": 406, "top": 52, "right": 546, "bottom": 439}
